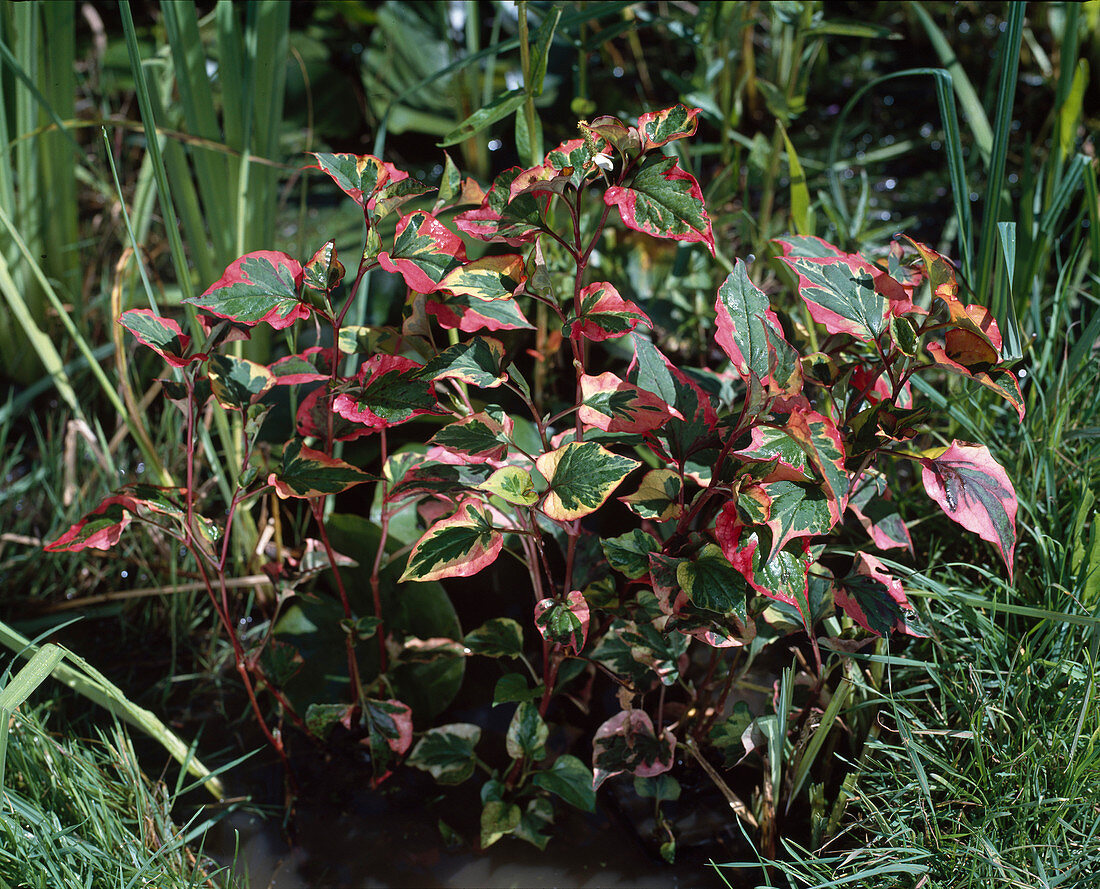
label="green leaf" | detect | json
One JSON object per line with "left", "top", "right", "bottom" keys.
{"left": 401, "top": 500, "right": 504, "bottom": 582}
{"left": 506, "top": 702, "right": 548, "bottom": 761}
{"left": 408, "top": 723, "right": 481, "bottom": 785}
{"left": 634, "top": 774, "right": 681, "bottom": 802}
{"left": 478, "top": 466, "right": 538, "bottom": 506}
{"left": 708, "top": 701, "right": 753, "bottom": 767}
{"left": 760, "top": 480, "right": 835, "bottom": 557}
{"left": 429, "top": 410, "right": 510, "bottom": 462}
{"left": 532, "top": 754, "right": 596, "bottom": 812}
{"left": 602, "top": 529, "right": 661, "bottom": 580}
{"left": 604, "top": 154, "right": 714, "bottom": 253}
{"left": 493, "top": 672, "right": 543, "bottom": 706}
{"left": 528, "top": 7, "right": 562, "bottom": 96}
{"left": 439, "top": 254, "right": 526, "bottom": 301}
{"left": 302, "top": 239, "right": 345, "bottom": 295}
{"left": 464, "top": 617, "right": 524, "bottom": 658}
{"left": 533, "top": 590, "right": 590, "bottom": 654}
{"left": 333, "top": 354, "right": 438, "bottom": 431}
{"left": 836, "top": 552, "right": 925, "bottom": 637}
{"left": 207, "top": 353, "right": 276, "bottom": 412}
{"left": 779, "top": 253, "right": 889, "bottom": 343}
{"left": 676, "top": 544, "right": 748, "bottom": 620}
{"left": 269, "top": 439, "right": 374, "bottom": 500}
{"left": 186, "top": 251, "right": 307, "bottom": 329}
{"left": 536, "top": 441, "right": 640, "bottom": 521}
{"left": 309, "top": 152, "right": 392, "bottom": 207}
{"left": 439, "top": 88, "right": 528, "bottom": 147}
{"left": 514, "top": 797, "right": 554, "bottom": 850}
{"left": 417, "top": 337, "right": 507, "bottom": 388}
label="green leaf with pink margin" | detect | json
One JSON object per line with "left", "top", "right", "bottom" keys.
{"left": 378, "top": 211, "right": 467, "bottom": 293}
{"left": 401, "top": 499, "right": 504, "bottom": 582}
{"left": 296, "top": 386, "right": 372, "bottom": 442}
{"left": 416, "top": 337, "right": 507, "bottom": 389}
{"left": 731, "top": 426, "right": 813, "bottom": 483}
{"left": 713, "top": 260, "right": 783, "bottom": 384}
{"left": 579, "top": 372, "right": 680, "bottom": 434}
{"left": 439, "top": 254, "right": 526, "bottom": 301}
{"left": 926, "top": 342, "right": 1025, "bottom": 420}
{"left": 372, "top": 176, "right": 433, "bottom": 220}
{"left": 207, "top": 354, "right": 276, "bottom": 412}
{"left": 759, "top": 480, "right": 835, "bottom": 559}
{"left": 836, "top": 552, "right": 925, "bottom": 636}
{"left": 619, "top": 469, "right": 682, "bottom": 521}
{"left": 534, "top": 590, "right": 590, "bottom": 654}
{"left": 511, "top": 137, "right": 603, "bottom": 196}
{"left": 782, "top": 408, "right": 849, "bottom": 519}
{"left": 637, "top": 104, "right": 700, "bottom": 150}
{"left": 847, "top": 470, "right": 913, "bottom": 553}
{"left": 363, "top": 698, "right": 414, "bottom": 784}
{"left": 269, "top": 438, "right": 374, "bottom": 500}
{"left": 332, "top": 354, "right": 438, "bottom": 430}
{"left": 119, "top": 309, "right": 202, "bottom": 367}
{"left": 269, "top": 346, "right": 336, "bottom": 386}
{"left": 425, "top": 291, "right": 534, "bottom": 332}
{"left": 772, "top": 234, "right": 847, "bottom": 260}
{"left": 592, "top": 710, "right": 676, "bottom": 790}
{"left": 308, "top": 152, "right": 406, "bottom": 209}
{"left": 779, "top": 253, "right": 888, "bottom": 343}
{"left": 918, "top": 441, "right": 1018, "bottom": 578}
{"left": 44, "top": 495, "right": 137, "bottom": 552}
{"left": 429, "top": 408, "right": 511, "bottom": 462}
{"left": 302, "top": 239, "right": 345, "bottom": 295}
{"left": 536, "top": 441, "right": 640, "bottom": 521}
{"left": 605, "top": 154, "right": 715, "bottom": 253}
{"left": 187, "top": 251, "right": 307, "bottom": 329}
{"left": 454, "top": 167, "right": 548, "bottom": 246}
{"left": 675, "top": 543, "right": 749, "bottom": 620}
{"left": 568, "top": 282, "right": 652, "bottom": 342}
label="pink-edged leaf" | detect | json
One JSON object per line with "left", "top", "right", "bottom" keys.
{"left": 118, "top": 309, "right": 201, "bottom": 367}
{"left": 847, "top": 470, "right": 913, "bottom": 553}
{"left": 637, "top": 104, "right": 700, "bottom": 150}
{"left": 416, "top": 337, "right": 507, "bottom": 388}
{"left": 363, "top": 697, "right": 414, "bottom": 784}
{"left": 269, "top": 438, "right": 375, "bottom": 500}
{"left": 308, "top": 152, "right": 407, "bottom": 208}
{"left": 579, "top": 372, "right": 681, "bottom": 434}
{"left": 592, "top": 710, "right": 675, "bottom": 790}
{"left": 429, "top": 408, "right": 512, "bottom": 462}
{"left": 302, "top": 239, "right": 345, "bottom": 294}
{"left": 759, "top": 480, "right": 835, "bottom": 559}
{"left": 714, "top": 260, "right": 799, "bottom": 395}
{"left": 295, "top": 386, "right": 372, "bottom": 442}
{"left": 925, "top": 343, "right": 1025, "bottom": 420}
{"left": 207, "top": 353, "right": 276, "bottom": 412}
{"left": 836, "top": 552, "right": 925, "bottom": 636}
{"left": 400, "top": 498, "right": 504, "bottom": 582}
{"left": 533, "top": 590, "right": 590, "bottom": 654}
{"left": 568, "top": 281, "right": 652, "bottom": 342}
{"left": 425, "top": 292, "right": 535, "bottom": 332}
{"left": 187, "top": 251, "right": 307, "bottom": 329}
{"left": 439, "top": 253, "right": 526, "bottom": 301}
{"left": 454, "top": 167, "right": 548, "bottom": 246}
{"left": 332, "top": 354, "right": 438, "bottom": 431}
{"left": 268, "top": 346, "right": 336, "bottom": 386}
{"left": 377, "top": 211, "right": 467, "bottom": 293}
{"left": 44, "top": 495, "right": 137, "bottom": 552}
{"left": 919, "top": 441, "right": 1018, "bottom": 577}
{"left": 779, "top": 253, "right": 888, "bottom": 343}
{"left": 782, "top": 408, "right": 849, "bottom": 519}
{"left": 772, "top": 234, "right": 847, "bottom": 259}
{"left": 731, "top": 426, "right": 813, "bottom": 483}
{"left": 536, "top": 441, "right": 640, "bottom": 521}
{"left": 604, "top": 154, "right": 715, "bottom": 253}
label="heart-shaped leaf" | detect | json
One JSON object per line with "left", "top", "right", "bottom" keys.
{"left": 536, "top": 441, "right": 640, "bottom": 521}
{"left": 401, "top": 499, "right": 504, "bottom": 582}
{"left": 187, "top": 251, "right": 307, "bottom": 329}
{"left": 533, "top": 590, "right": 590, "bottom": 653}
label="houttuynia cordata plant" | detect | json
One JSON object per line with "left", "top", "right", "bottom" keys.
{"left": 47, "top": 104, "right": 1021, "bottom": 854}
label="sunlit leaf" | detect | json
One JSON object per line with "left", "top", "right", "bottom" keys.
{"left": 478, "top": 466, "right": 539, "bottom": 506}
{"left": 207, "top": 354, "right": 275, "bottom": 412}
{"left": 604, "top": 155, "right": 715, "bottom": 253}
{"left": 779, "top": 253, "right": 889, "bottom": 343}
{"left": 333, "top": 354, "right": 438, "bottom": 431}
{"left": 847, "top": 470, "right": 913, "bottom": 552}
{"left": 119, "top": 309, "right": 202, "bottom": 367}
{"left": 536, "top": 441, "right": 640, "bottom": 521}
{"left": 835, "top": 552, "right": 925, "bottom": 636}
{"left": 439, "top": 254, "right": 526, "bottom": 301}
{"left": 401, "top": 499, "right": 504, "bottom": 582}
{"left": 619, "top": 469, "right": 682, "bottom": 521}
{"left": 637, "top": 103, "right": 700, "bottom": 149}
{"left": 675, "top": 543, "right": 749, "bottom": 620}
{"left": 568, "top": 281, "right": 652, "bottom": 342}
{"left": 269, "top": 438, "right": 374, "bottom": 500}
{"left": 186, "top": 251, "right": 307, "bottom": 329}
{"left": 506, "top": 702, "right": 548, "bottom": 761}
{"left": 416, "top": 337, "right": 507, "bottom": 388}
{"left": 377, "top": 211, "right": 467, "bottom": 293}
{"left": 579, "top": 372, "right": 678, "bottom": 434}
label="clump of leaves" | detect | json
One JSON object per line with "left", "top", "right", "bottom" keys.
{"left": 47, "top": 104, "right": 1021, "bottom": 853}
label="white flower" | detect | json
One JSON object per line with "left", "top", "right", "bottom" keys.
{"left": 592, "top": 151, "right": 614, "bottom": 172}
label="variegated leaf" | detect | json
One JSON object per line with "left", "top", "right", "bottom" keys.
{"left": 269, "top": 438, "right": 374, "bottom": 500}
{"left": 44, "top": 495, "right": 137, "bottom": 552}
{"left": 401, "top": 499, "right": 504, "bottom": 582}
{"left": 478, "top": 466, "right": 538, "bottom": 506}
{"left": 835, "top": 552, "right": 924, "bottom": 636}
{"left": 332, "top": 354, "right": 438, "bottom": 430}
{"left": 536, "top": 441, "right": 640, "bottom": 521}
{"left": 568, "top": 282, "right": 652, "bottom": 342}
{"left": 302, "top": 239, "right": 345, "bottom": 294}
{"left": 207, "top": 354, "right": 276, "bottom": 412}
{"left": 429, "top": 409, "right": 511, "bottom": 462}
{"left": 847, "top": 470, "right": 913, "bottom": 552}
{"left": 377, "top": 211, "right": 467, "bottom": 293}
{"left": 118, "top": 309, "right": 202, "bottom": 367}
{"left": 919, "top": 441, "right": 1017, "bottom": 577}
{"left": 439, "top": 254, "right": 526, "bottom": 301}
{"left": 416, "top": 337, "right": 507, "bottom": 388}
{"left": 425, "top": 291, "right": 534, "bottom": 332}
{"left": 759, "top": 480, "right": 835, "bottom": 558}
{"left": 579, "top": 372, "right": 677, "bottom": 434}
{"left": 675, "top": 543, "right": 749, "bottom": 620}
{"left": 533, "top": 590, "right": 590, "bottom": 654}
{"left": 779, "top": 253, "right": 889, "bottom": 343}
{"left": 186, "top": 251, "right": 307, "bottom": 329}
{"left": 926, "top": 343, "right": 1025, "bottom": 420}
{"left": 592, "top": 710, "right": 675, "bottom": 790}
{"left": 619, "top": 469, "right": 682, "bottom": 521}
{"left": 604, "top": 155, "right": 715, "bottom": 253}
{"left": 637, "top": 104, "right": 700, "bottom": 149}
